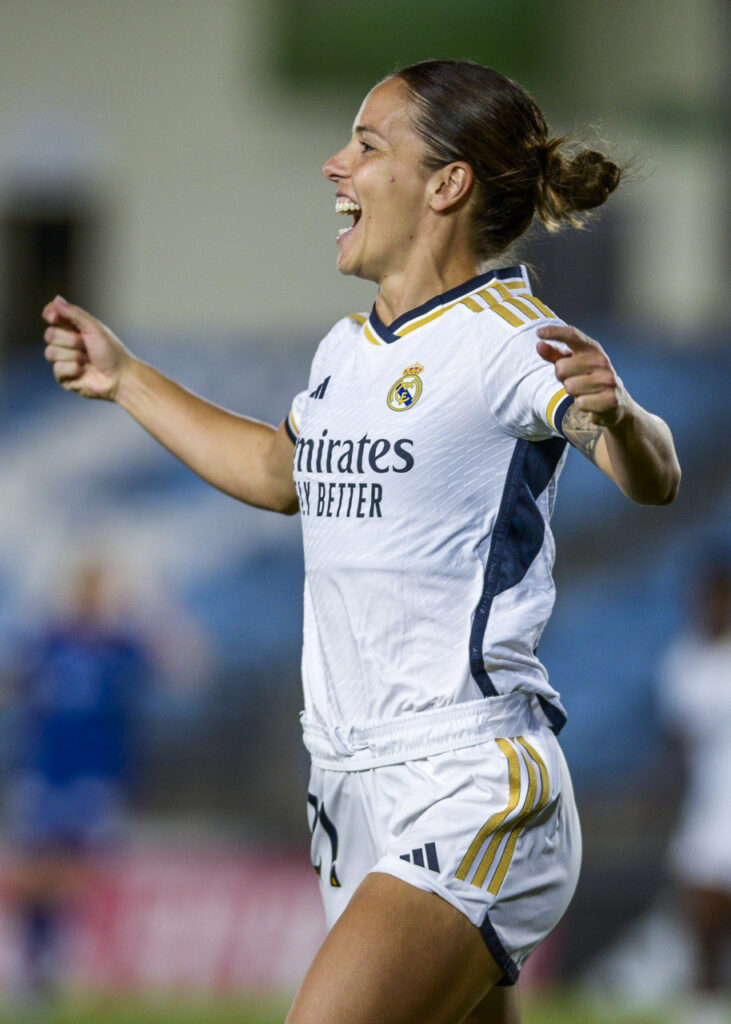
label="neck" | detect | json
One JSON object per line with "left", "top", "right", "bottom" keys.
{"left": 373, "top": 245, "right": 481, "bottom": 326}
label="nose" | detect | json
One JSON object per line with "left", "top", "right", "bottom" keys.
{"left": 323, "top": 145, "right": 349, "bottom": 182}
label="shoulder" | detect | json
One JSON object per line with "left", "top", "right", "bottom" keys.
{"left": 312, "top": 312, "right": 367, "bottom": 360}
{"left": 446, "top": 268, "right": 562, "bottom": 349}
{"left": 289, "top": 313, "right": 366, "bottom": 432}
{"left": 326, "top": 312, "right": 368, "bottom": 340}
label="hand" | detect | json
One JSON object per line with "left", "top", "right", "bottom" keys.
{"left": 42, "top": 296, "right": 132, "bottom": 401}
{"left": 536, "top": 325, "right": 630, "bottom": 429}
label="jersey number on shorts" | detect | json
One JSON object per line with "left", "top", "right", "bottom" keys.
{"left": 307, "top": 792, "right": 342, "bottom": 888}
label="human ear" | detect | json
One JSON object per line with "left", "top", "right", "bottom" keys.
{"left": 429, "top": 162, "right": 474, "bottom": 212}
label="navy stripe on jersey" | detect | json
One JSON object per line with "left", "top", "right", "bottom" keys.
{"left": 368, "top": 266, "right": 524, "bottom": 344}
{"left": 469, "top": 437, "right": 567, "bottom": 732}
{"left": 553, "top": 393, "right": 574, "bottom": 438}
{"left": 538, "top": 694, "right": 567, "bottom": 733}
{"left": 284, "top": 417, "right": 297, "bottom": 444}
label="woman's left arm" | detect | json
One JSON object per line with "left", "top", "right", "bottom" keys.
{"left": 537, "top": 325, "right": 681, "bottom": 505}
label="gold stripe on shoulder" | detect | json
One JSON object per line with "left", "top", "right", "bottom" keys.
{"left": 477, "top": 287, "right": 524, "bottom": 328}
{"left": 398, "top": 305, "right": 448, "bottom": 336}
{"left": 363, "top": 322, "right": 382, "bottom": 346}
{"left": 392, "top": 284, "right": 516, "bottom": 338}
{"left": 288, "top": 409, "right": 300, "bottom": 436}
{"left": 546, "top": 387, "right": 568, "bottom": 430}
{"left": 399, "top": 293, "right": 483, "bottom": 335}
{"left": 349, "top": 313, "right": 367, "bottom": 325}
{"left": 491, "top": 282, "right": 540, "bottom": 321}
{"left": 520, "top": 293, "right": 557, "bottom": 319}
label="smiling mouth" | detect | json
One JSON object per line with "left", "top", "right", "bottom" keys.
{"left": 335, "top": 198, "right": 362, "bottom": 239}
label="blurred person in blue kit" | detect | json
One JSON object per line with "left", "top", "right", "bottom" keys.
{"left": 1, "top": 556, "right": 209, "bottom": 1004}
{"left": 41, "top": 60, "right": 680, "bottom": 1024}
{"left": 1, "top": 558, "right": 149, "bottom": 1002}
{"left": 658, "top": 557, "right": 731, "bottom": 1023}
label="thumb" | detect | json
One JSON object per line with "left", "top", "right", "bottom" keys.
{"left": 45, "top": 295, "right": 95, "bottom": 331}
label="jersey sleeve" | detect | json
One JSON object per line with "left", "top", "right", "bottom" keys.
{"left": 484, "top": 322, "right": 574, "bottom": 440}
{"left": 284, "top": 388, "right": 308, "bottom": 444}
{"left": 284, "top": 315, "right": 361, "bottom": 444}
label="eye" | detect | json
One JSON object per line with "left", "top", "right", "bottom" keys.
{"left": 359, "top": 140, "right": 375, "bottom": 154}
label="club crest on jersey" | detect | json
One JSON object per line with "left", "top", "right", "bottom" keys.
{"left": 387, "top": 364, "right": 423, "bottom": 412}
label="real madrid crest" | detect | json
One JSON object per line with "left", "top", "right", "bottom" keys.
{"left": 387, "top": 364, "right": 424, "bottom": 412}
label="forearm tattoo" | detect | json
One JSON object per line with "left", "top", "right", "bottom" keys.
{"left": 562, "top": 403, "right": 603, "bottom": 463}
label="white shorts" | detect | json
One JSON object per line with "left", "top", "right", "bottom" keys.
{"left": 307, "top": 724, "right": 581, "bottom": 984}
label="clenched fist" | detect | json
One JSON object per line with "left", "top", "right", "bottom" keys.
{"left": 42, "top": 296, "right": 131, "bottom": 401}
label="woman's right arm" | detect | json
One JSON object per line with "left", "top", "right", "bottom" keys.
{"left": 42, "top": 296, "right": 298, "bottom": 514}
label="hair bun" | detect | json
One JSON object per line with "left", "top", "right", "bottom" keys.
{"left": 538, "top": 141, "right": 622, "bottom": 230}
{"left": 562, "top": 149, "right": 621, "bottom": 209}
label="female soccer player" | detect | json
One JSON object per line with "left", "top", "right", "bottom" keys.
{"left": 42, "top": 60, "right": 680, "bottom": 1024}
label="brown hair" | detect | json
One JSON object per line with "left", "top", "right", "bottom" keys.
{"left": 394, "top": 59, "right": 621, "bottom": 261}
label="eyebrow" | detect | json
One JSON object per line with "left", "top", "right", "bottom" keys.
{"left": 355, "top": 124, "right": 387, "bottom": 141}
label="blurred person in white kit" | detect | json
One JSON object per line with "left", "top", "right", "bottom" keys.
{"left": 658, "top": 556, "right": 731, "bottom": 1024}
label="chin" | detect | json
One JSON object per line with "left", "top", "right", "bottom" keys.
{"left": 336, "top": 240, "right": 380, "bottom": 284}
{"left": 336, "top": 258, "right": 358, "bottom": 278}
{"left": 340, "top": 257, "right": 381, "bottom": 285}
{"left": 335, "top": 237, "right": 357, "bottom": 271}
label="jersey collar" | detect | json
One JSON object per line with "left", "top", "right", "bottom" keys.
{"left": 364, "top": 266, "right": 528, "bottom": 346}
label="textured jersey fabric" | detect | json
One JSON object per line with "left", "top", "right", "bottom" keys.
{"left": 287, "top": 266, "right": 573, "bottom": 766}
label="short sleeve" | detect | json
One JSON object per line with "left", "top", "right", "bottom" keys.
{"left": 485, "top": 323, "right": 574, "bottom": 440}
{"left": 283, "top": 315, "right": 356, "bottom": 444}
{"left": 284, "top": 389, "right": 308, "bottom": 444}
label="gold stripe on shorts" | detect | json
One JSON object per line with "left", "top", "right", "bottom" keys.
{"left": 456, "top": 736, "right": 550, "bottom": 894}
{"left": 486, "top": 738, "right": 550, "bottom": 895}
{"left": 455, "top": 738, "right": 521, "bottom": 882}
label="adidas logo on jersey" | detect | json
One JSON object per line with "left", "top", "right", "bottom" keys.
{"left": 399, "top": 842, "right": 440, "bottom": 873}
{"left": 309, "top": 376, "right": 331, "bottom": 400}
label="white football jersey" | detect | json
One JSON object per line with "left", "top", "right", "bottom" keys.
{"left": 286, "top": 266, "right": 574, "bottom": 768}
{"left": 658, "top": 631, "right": 731, "bottom": 887}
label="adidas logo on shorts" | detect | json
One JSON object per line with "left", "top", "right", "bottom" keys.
{"left": 399, "top": 842, "right": 440, "bottom": 873}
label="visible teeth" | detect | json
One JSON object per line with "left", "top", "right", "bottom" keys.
{"left": 337, "top": 227, "right": 351, "bottom": 238}
{"left": 335, "top": 199, "right": 361, "bottom": 214}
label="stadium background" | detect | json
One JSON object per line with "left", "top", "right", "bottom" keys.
{"left": 0, "top": 1, "right": 728, "bottom": 1021}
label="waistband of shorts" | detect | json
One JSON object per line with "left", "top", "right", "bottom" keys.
{"left": 301, "top": 692, "right": 542, "bottom": 771}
